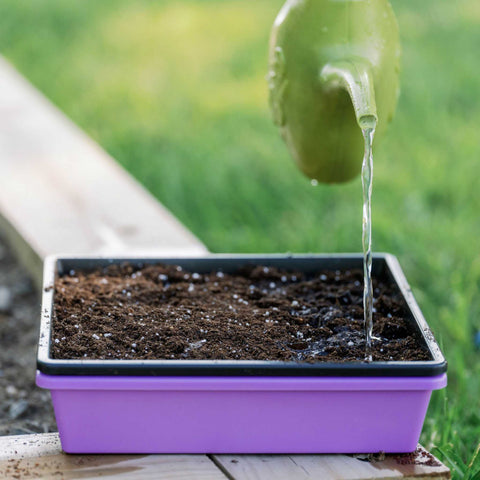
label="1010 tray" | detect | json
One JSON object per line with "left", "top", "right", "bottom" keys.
{"left": 37, "top": 254, "right": 447, "bottom": 453}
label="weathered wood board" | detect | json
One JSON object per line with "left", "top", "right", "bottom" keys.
{"left": 0, "top": 57, "right": 207, "bottom": 285}
{"left": 0, "top": 434, "right": 226, "bottom": 479}
{"left": 213, "top": 448, "right": 451, "bottom": 479}
{"left": 0, "top": 434, "right": 450, "bottom": 480}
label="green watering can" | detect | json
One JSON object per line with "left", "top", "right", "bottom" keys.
{"left": 268, "top": 0, "right": 400, "bottom": 183}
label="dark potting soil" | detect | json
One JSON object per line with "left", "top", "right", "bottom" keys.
{"left": 51, "top": 263, "right": 431, "bottom": 363}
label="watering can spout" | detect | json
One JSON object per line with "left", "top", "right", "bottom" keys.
{"left": 321, "top": 59, "right": 377, "bottom": 131}
{"left": 268, "top": 0, "right": 400, "bottom": 183}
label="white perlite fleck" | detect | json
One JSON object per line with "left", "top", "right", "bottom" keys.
{"left": 92, "top": 334, "right": 100, "bottom": 340}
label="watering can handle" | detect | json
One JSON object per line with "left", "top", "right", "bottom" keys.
{"left": 321, "top": 59, "right": 377, "bottom": 130}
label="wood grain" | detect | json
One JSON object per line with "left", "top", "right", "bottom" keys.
{"left": 0, "top": 434, "right": 226, "bottom": 479}
{"left": 0, "top": 434, "right": 451, "bottom": 479}
{"left": 0, "top": 433, "right": 450, "bottom": 480}
{"left": 0, "top": 56, "right": 207, "bottom": 285}
{"left": 213, "top": 447, "right": 451, "bottom": 480}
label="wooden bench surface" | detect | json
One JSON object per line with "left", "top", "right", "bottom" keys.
{"left": 0, "top": 57, "right": 207, "bottom": 285}
{"left": 0, "top": 434, "right": 450, "bottom": 480}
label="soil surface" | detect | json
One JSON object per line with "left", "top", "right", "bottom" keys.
{"left": 52, "top": 263, "right": 431, "bottom": 362}
{"left": 0, "top": 235, "right": 57, "bottom": 436}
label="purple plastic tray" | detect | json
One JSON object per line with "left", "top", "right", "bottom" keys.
{"left": 37, "top": 373, "right": 446, "bottom": 454}
{"left": 36, "top": 254, "right": 447, "bottom": 453}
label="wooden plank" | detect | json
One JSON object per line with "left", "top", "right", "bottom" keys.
{"left": 0, "top": 436, "right": 452, "bottom": 480}
{"left": 0, "top": 433, "right": 61, "bottom": 461}
{"left": 213, "top": 446, "right": 451, "bottom": 480}
{"left": 0, "top": 434, "right": 226, "bottom": 479}
{"left": 0, "top": 435, "right": 450, "bottom": 480}
{"left": 0, "top": 56, "right": 207, "bottom": 284}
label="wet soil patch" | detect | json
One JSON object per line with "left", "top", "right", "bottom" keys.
{"left": 51, "top": 263, "right": 431, "bottom": 362}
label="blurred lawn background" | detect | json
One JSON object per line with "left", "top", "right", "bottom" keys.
{"left": 0, "top": 0, "right": 479, "bottom": 473}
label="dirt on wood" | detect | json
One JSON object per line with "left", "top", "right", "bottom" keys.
{"left": 52, "top": 262, "right": 431, "bottom": 362}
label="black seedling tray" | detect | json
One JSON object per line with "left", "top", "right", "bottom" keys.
{"left": 37, "top": 254, "right": 447, "bottom": 377}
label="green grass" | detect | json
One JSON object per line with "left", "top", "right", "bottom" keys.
{"left": 0, "top": 0, "right": 479, "bottom": 474}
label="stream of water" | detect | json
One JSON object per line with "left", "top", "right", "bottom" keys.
{"left": 361, "top": 122, "right": 376, "bottom": 362}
